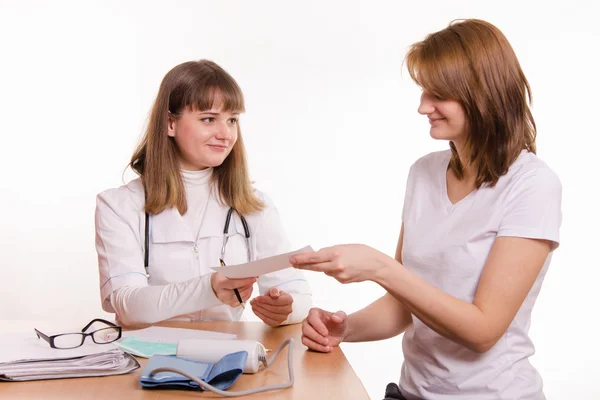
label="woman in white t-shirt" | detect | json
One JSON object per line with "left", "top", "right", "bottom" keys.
{"left": 95, "top": 60, "right": 311, "bottom": 327}
{"left": 290, "top": 19, "right": 561, "bottom": 400}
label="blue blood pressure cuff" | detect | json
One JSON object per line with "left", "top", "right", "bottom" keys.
{"left": 140, "top": 351, "right": 248, "bottom": 391}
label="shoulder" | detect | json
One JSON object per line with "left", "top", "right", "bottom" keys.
{"left": 250, "top": 188, "right": 278, "bottom": 218}
{"left": 96, "top": 177, "right": 145, "bottom": 213}
{"left": 242, "top": 187, "right": 281, "bottom": 228}
{"left": 410, "top": 150, "right": 450, "bottom": 174}
{"left": 405, "top": 150, "right": 450, "bottom": 184}
{"left": 502, "top": 151, "right": 562, "bottom": 194}
{"left": 253, "top": 188, "right": 276, "bottom": 210}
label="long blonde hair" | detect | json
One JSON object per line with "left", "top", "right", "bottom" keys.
{"left": 130, "top": 60, "right": 264, "bottom": 215}
{"left": 406, "top": 19, "right": 536, "bottom": 188}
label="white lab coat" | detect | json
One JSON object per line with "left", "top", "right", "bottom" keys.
{"left": 95, "top": 178, "right": 312, "bottom": 323}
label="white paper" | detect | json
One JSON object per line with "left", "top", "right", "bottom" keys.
{"left": 0, "top": 332, "right": 139, "bottom": 382}
{"left": 0, "top": 349, "right": 139, "bottom": 381}
{"left": 121, "top": 326, "right": 236, "bottom": 342}
{"left": 211, "top": 245, "right": 314, "bottom": 278}
{"left": 0, "top": 331, "right": 118, "bottom": 364}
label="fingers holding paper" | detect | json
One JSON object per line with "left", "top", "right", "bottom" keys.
{"left": 210, "top": 272, "right": 256, "bottom": 307}
{"left": 289, "top": 244, "right": 388, "bottom": 284}
{"left": 250, "top": 287, "right": 293, "bottom": 327}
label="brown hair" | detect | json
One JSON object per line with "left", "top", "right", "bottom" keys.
{"left": 130, "top": 60, "right": 264, "bottom": 215}
{"left": 405, "top": 19, "right": 536, "bottom": 188}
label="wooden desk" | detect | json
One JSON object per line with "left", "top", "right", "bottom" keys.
{"left": 0, "top": 321, "right": 370, "bottom": 399}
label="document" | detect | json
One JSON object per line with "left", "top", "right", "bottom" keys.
{"left": 211, "top": 246, "right": 314, "bottom": 278}
{"left": 0, "top": 331, "right": 139, "bottom": 381}
{"left": 0, "top": 349, "right": 139, "bottom": 381}
{"left": 0, "top": 331, "right": 114, "bottom": 364}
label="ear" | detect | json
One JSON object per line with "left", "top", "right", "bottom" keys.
{"left": 167, "top": 112, "right": 176, "bottom": 138}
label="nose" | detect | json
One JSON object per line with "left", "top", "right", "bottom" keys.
{"left": 418, "top": 92, "right": 435, "bottom": 115}
{"left": 215, "top": 121, "right": 233, "bottom": 140}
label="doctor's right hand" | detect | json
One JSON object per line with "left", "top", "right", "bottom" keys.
{"left": 210, "top": 272, "right": 256, "bottom": 307}
{"left": 302, "top": 308, "right": 348, "bottom": 353}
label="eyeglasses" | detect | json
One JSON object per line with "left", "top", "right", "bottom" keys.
{"left": 34, "top": 318, "right": 122, "bottom": 349}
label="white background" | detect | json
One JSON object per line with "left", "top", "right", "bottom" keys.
{"left": 1, "top": 1, "right": 599, "bottom": 399}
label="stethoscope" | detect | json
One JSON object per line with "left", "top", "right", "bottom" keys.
{"left": 143, "top": 208, "right": 251, "bottom": 279}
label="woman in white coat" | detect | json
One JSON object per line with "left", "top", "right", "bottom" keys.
{"left": 95, "top": 60, "right": 311, "bottom": 327}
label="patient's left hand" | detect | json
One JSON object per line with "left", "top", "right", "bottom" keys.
{"left": 250, "top": 287, "right": 293, "bottom": 327}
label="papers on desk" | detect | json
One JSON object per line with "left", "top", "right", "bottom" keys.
{"left": 0, "top": 331, "right": 139, "bottom": 382}
{"left": 212, "top": 245, "right": 314, "bottom": 278}
{"left": 0, "top": 349, "right": 139, "bottom": 382}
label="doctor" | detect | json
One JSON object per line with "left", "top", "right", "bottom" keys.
{"left": 95, "top": 59, "right": 311, "bottom": 327}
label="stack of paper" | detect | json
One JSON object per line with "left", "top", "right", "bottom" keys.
{"left": 0, "top": 331, "right": 139, "bottom": 382}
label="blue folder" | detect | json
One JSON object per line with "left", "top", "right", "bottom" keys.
{"left": 139, "top": 351, "right": 248, "bottom": 391}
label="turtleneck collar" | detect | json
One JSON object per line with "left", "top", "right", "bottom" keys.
{"left": 181, "top": 168, "right": 213, "bottom": 187}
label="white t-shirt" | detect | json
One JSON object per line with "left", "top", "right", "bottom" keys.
{"left": 399, "top": 149, "right": 562, "bottom": 400}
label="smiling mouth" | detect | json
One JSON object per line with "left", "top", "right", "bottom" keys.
{"left": 429, "top": 118, "right": 445, "bottom": 125}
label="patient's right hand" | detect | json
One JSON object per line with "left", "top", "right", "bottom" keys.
{"left": 301, "top": 307, "right": 347, "bottom": 352}
{"left": 210, "top": 272, "right": 256, "bottom": 307}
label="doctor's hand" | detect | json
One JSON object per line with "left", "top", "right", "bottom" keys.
{"left": 301, "top": 308, "right": 347, "bottom": 353}
{"left": 290, "top": 244, "right": 389, "bottom": 284}
{"left": 250, "top": 287, "right": 293, "bottom": 327}
{"left": 210, "top": 272, "right": 256, "bottom": 307}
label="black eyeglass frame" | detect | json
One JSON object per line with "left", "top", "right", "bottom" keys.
{"left": 34, "top": 318, "right": 122, "bottom": 349}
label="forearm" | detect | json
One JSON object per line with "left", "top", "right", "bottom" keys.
{"left": 373, "top": 255, "right": 492, "bottom": 352}
{"left": 344, "top": 292, "right": 412, "bottom": 343}
{"left": 110, "top": 274, "right": 222, "bottom": 326}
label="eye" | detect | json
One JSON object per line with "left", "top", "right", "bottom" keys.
{"left": 430, "top": 92, "right": 443, "bottom": 101}
{"left": 422, "top": 90, "right": 443, "bottom": 101}
{"left": 228, "top": 118, "right": 239, "bottom": 125}
{"left": 200, "top": 117, "right": 215, "bottom": 123}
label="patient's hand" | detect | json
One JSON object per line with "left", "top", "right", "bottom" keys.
{"left": 250, "top": 287, "right": 293, "bottom": 327}
{"left": 301, "top": 307, "right": 347, "bottom": 352}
